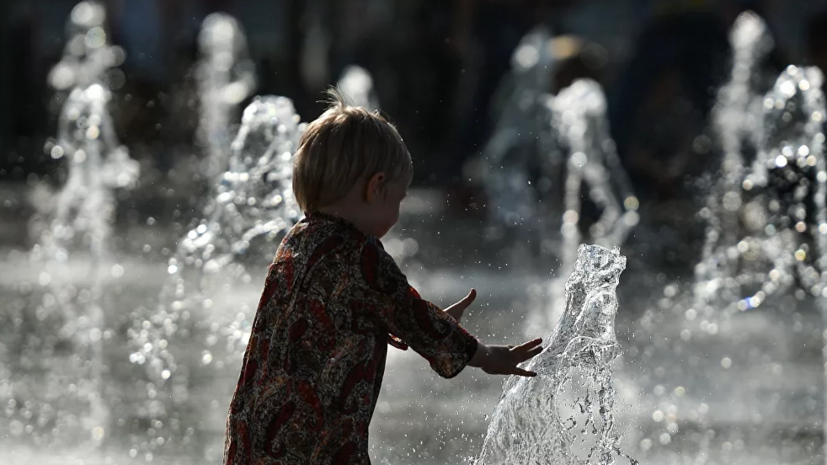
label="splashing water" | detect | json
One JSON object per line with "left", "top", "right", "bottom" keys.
{"left": 196, "top": 13, "right": 257, "bottom": 182}
{"left": 546, "top": 80, "right": 638, "bottom": 330}
{"left": 178, "top": 96, "right": 304, "bottom": 280}
{"left": 686, "top": 17, "right": 827, "bottom": 456}
{"left": 39, "top": 83, "right": 139, "bottom": 262}
{"left": 337, "top": 65, "right": 379, "bottom": 111}
{"left": 731, "top": 66, "right": 827, "bottom": 308}
{"left": 126, "top": 97, "right": 303, "bottom": 452}
{"left": 695, "top": 63, "right": 827, "bottom": 313}
{"left": 47, "top": 0, "right": 126, "bottom": 92}
{"left": 482, "top": 27, "right": 556, "bottom": 227}
{"left": 37, "top": 83, "right": 139, "bottom": 342}
{"left": 4, "top": 0, "right": 137, "bottom": 451}
{"left": 10, "top": 79, "right": 137, "bottom": 452}
{"left": 695, "top": 11, "right": 775, "bottom": 309}
{"left": 478, "top": 244, "right": 631, "bottom": 465}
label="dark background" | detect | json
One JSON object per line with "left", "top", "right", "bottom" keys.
{"left": 2, "top": 0, "right": 827, "bottom": 205}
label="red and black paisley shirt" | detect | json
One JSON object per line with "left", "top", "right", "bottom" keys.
{"left": 223, "top": 212, "right": 479, "bottom": 464}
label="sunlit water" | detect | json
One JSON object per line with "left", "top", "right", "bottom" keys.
{"left": 695, "top": 11, "right": 776, "bottom": 311}
{"left": 478, "top": 244, "right": 634, "bottom": 465}
{"left": 196, "top": 13, "right": 257, "bottom": 183}
{"left": 125, "top": 96, "right": 304, "bottom": 457}
{"left": 5, "top": 5, "right": 140, "bottom": 449}
{"left": 47, "top": 0, "right": 126, "bottom": 93}
{"left": 481, "top": 26, "right": 556, "bottom": 228}
{"left": 337, "top": 65, "right": 379, "bottom": 111}
{"left": 546, "top": 80, "right": 638, "bottom": 331}
{"left": 0, "top": 6, "right": 825, "bottom": 465}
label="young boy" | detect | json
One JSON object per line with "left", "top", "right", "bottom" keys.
{"left": 223, "top": 90, "right": 544, "bottom": 464}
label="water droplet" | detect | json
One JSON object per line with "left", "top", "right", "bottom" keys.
{"left": 51, "top": 145, "right": 65, "bottom": 159}
{"left": 111, "top": 264, "right": 124, "bottom": 278}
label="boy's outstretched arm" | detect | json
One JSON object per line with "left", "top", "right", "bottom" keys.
{"left": 467, "top": 338, "right": 543, "bottom": 377}
{"left": 444, "top": 290, "right": 544, "bottom": 377}
{"left": 358, "top": 237, "right": 543, "bottom": 378}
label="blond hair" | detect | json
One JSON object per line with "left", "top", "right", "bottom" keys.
{"left": 292, "top": 88, "right": 411, "bottom": 212}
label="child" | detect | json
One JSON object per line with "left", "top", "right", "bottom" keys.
{"left": 223, "top": 90, "right": 544, "bottom": 464}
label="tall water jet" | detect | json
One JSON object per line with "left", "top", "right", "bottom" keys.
{"left": 481, "top": 27, "right": 556, "bottom": 228}
{"left": 696, "top": 63, "right": 826, "bottom": 314}
{"left": 477, "top": 244, "right": 631, "bottom": 465}
{"left": 196, "top": 13, "right": 257, "bottom": 182}
{"left": 1, "top": 0, "right": 137, "bottom": 452}
{"left": 127, "top": 96, "right": 303, "bottom": 455}
{"left": 47, "top": 0, "right": 126, "bottom": 93}
{"left": 337, "top": 65, "right": 379, "bottom": 111}
{"left": 9, "top": 79, "right": 138, "bottom": 451}
{"left": 750, "top": 65, "right": 827, "bottom": 465}
{"left": 695, "top": 11, "right": 775, "bottom": 309}
{"left": 684, "top": 58, "right": 827, "bottom": 463}
{"left": 38, "top": 84, "right": 139, "bottom": 261}
{"left": 732, "top": 66, "right": 827, "bottom": 308}
{"left": 546, "top": 80, "right": 638, "bottom": 330}
{"left": 52, "top": 81, "right": 136, "bottom": 441}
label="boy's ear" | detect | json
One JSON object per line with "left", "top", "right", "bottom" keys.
{"left": 365, "top": 172, "right": 386, "bottom": 204}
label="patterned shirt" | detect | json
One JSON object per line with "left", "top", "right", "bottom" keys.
{"left": 223, "top": 212, "right": 479, "bottom": 464}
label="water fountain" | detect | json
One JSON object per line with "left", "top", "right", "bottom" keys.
{"left": 732, "top": 66, "right": 827, "bottom": 309}
{"left": 126, "top": 96, "right": 304, "bottom": 457}
{"left": 2, "top": 19, "right": 138, "bottom": 454}
{"left": 196, "top": 13, "right": 257, "bottom": 183}
{"left": 337, "top": 65, "right": 379, "bottom": 111}
{"left": 628, "top": 18, "right": 827, "bottom": 461}
{"left": 694, "top": 14, "right": 827, "bottom": 319}
{"left": 6, "top": 5, "right": 827, "bottom": 465}
{"left": 47, "top": 0, "right": 126, "bottom": 94}
{"left": 481, "top": 27, "right": 556, "bottom": 228}
{"left": 38, "top": 83, "right": 139, "bottom": 262}
{"left": 694, "top": 11, "right": 775, "bottom": 311}
{"left": 546, "top": 80, "right": 639, "bottom": 331}
{"left": 478, "top": 244, "right": 632, "bottom": 464}
{"left": 476, "top": 27, "right": 638, "bottom": 332}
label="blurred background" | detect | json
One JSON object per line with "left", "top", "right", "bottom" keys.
{"left": 4, "top": 0, "right": 827, "bottom": 464}
{"left": 1, "top": 0, "right": 823, "bottom": 195}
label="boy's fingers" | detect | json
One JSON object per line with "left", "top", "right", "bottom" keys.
{"left": 522, "top": 344, "right": 544, "bottom": 360}
{"left": 445, "top": 288, "right": 476, "bottom": 323}
{"left": 513, "top": 338, "right": 543, "bottom": 353}
{"left": 511, "top": 367, "right": 537, "bottom": 377}
{"left": 457, "top": 288, "right": 476, "bottom": 310}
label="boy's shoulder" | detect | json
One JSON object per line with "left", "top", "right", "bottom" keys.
{"left": 279, "top": 215, "right": 375, "bottom": 261}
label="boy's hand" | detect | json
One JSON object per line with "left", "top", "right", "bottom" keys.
{"left": 468, "top": 338, "right": 544, "bottom": 377}
{"left": 444, "top": 288, "right": 476, "bottom": 323}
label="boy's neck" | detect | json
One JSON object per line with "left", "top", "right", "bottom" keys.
{"left": 317, "top": 204, "right": 373, "bottom": 236}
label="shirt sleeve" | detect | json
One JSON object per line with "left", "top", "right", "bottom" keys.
{"left": 356, "top": 236, "right": 479, "bottom": 378}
